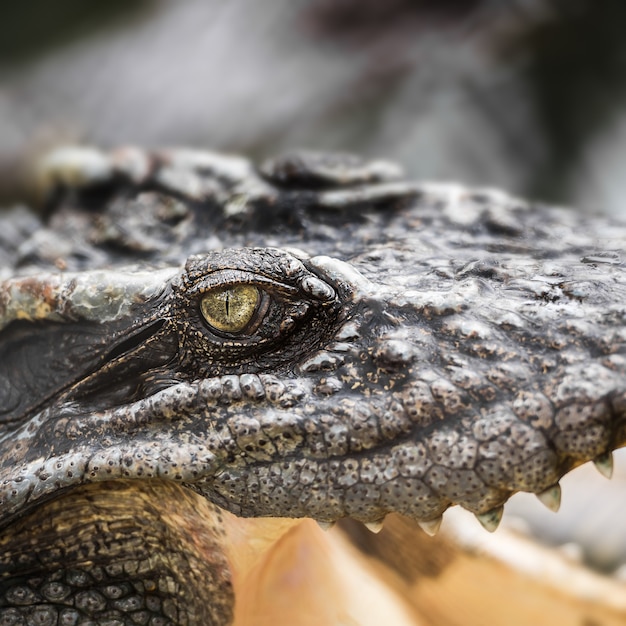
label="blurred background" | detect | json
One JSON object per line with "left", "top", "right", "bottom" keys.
{"left": 1, "top": 0, "right": 626, "bottom": 575}
{"left": 3, "top": 0, "right": 626, "bottom": 216}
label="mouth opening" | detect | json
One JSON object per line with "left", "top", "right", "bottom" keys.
{"left": 104, "top": 318, "right": 166, "bottom": 362}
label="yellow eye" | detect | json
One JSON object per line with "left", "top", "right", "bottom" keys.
{"left": 200, "top": 284, "right": 260, "bottom": 333}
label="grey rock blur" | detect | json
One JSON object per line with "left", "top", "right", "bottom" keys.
{"left": 3, "top": 1, "right": 626, "bottom": 214}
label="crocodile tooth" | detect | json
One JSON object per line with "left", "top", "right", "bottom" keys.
{"left": 475, "top": 506, "right": 504, "bottom": 532}
{"left": 418, "top": 516, "right": 443, "bottom": 537}
{"left": 536, "top": 484, "right": 561, "bottom": 512}
{"left": 363, "top": 519, "right": 385, "bottom": 534}
{"left": 316, "top": 521, "right": 336, "bottom": 532}
{"left": 593, "top": 452, "right": 614, "bottom": 479}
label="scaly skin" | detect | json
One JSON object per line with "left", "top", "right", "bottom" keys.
{"left": 0, "top": 147, "right": 625, "bottom": 624}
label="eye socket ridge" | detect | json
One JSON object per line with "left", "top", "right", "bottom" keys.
{"left": 191, "top": 269, "right": 334, "bottom": 342}
{"left": 194, "top": 270, "right": 293, "bottom": 337}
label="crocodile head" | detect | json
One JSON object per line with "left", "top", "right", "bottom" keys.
{"left": 1, "top": 148, "right": 625, "bottom": 540}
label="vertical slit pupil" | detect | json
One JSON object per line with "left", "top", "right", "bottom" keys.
{"left": 200, "top": 284, "right": 260, "bottom": 333}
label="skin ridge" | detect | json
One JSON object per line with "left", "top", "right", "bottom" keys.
{"left": 0, "top": 147, "right": 625, "bottom": 623}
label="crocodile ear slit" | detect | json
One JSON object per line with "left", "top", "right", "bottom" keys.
{"left": 593, "top": 452, "right": 614, "bottom": 479}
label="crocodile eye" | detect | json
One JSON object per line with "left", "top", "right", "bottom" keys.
{"left": 200, "top": 284, "right": 260, "bottom": 333}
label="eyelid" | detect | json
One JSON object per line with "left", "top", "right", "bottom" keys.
{"left": 188, "top": 271, "right": 299, "bottom": 298}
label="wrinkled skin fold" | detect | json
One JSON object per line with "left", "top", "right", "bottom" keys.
{"left": 0, "top": 147, "right": 625, "bottom": 624}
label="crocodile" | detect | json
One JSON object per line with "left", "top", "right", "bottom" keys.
{"left": 0, "top": 146, "right": 625, "bottom": 625}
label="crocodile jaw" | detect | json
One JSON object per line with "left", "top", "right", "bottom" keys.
{"left": 1, "top": 247, "right": 624, "bottom": 533}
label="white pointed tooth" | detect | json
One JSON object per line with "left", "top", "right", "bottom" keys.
{"left": 364, "top": 519, "right": 385, "bottom": 534}
{"left": 593, "top": 452, "right": 614, "bottom": 479}
{"left": 475, "top": 506, "right": 504, "bottom": 532}
{"left": 316, "top": 520, "right": 336, "bottom": 532}
{"left": 536, "top": 484, "right": 561, "bottom": 512}
{"left": 418, "top": 516, "right": 443, "bottom": 537}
